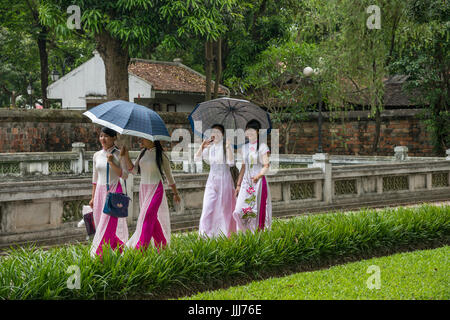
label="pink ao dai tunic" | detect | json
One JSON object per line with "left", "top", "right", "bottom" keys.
{"left": 90, "top": 146, "right": 129, "bottom": 258}
{"left": 126, "top": 148, "right": 175, "bottom": 250}
{"left": 195, "top": 142, "right": 237, "bottom": 238}
{"left": 233, "top": 141, "right": 272, "bottom": 233}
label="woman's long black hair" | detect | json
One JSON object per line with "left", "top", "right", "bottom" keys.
{"left": 211, "top": 123, "right": 240, "bottom": 187}
{"left": 245, "top": 119, "right": 262, "bottom": 151}
{"left": 101, "top": 127, "right": 117, "bottom": 137}
{"left": 136, "top": 140, "right": 166, "bottom": 180}
{"left": 211, "top": 123, "right": 226, "bottom": 160}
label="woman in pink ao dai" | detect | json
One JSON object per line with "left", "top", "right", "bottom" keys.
{"left": 195, "top": 124, "right": 237, "bottom": 238}
{"left": 233, "top": 119, "right": 272, "bottom": 233}
{"left": 124, "top": 138, "right": 180, "bottom": 250}
{"left": 89, "top": 127, "right": 129, "bottom": 258}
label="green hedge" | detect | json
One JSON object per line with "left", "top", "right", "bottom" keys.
{"left": 0, "top": 204, "right": 449, "bottom": 299}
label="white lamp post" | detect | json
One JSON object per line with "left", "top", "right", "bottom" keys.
{"left": 303, "top": 66, "right": 323, "bottom": 153}
{"left": 303, "top": 66, "right": 314, "bottom": 77}
{"left": 51, "top": 69, "right": 60, "bottom": 82}
{"left": 27, "top": 83, "right": 33, "bottom": 109}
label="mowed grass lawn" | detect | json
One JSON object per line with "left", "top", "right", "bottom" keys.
{"left": 183, "top": 246, "right": 449, "bottom": 300}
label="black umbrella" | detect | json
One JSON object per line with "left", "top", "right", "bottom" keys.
{"left": 188, "top": 97, "right": 272, "bottom": 147}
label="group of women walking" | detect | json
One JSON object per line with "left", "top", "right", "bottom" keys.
{"left": 89, "top": 119, "right": 272, "bottom": 258}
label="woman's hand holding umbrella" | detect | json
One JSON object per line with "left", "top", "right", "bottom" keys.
{"left": 120, "top": 145, "right": 129, "bottom": 157}
{"left": 201, "top": 138, "right": 213, "bottom": 150}
{"left": 106, "top": 151, "right": 123, "bottom": 178}
{"left": 106, "top": 152, "right": 115, "bottom": 164}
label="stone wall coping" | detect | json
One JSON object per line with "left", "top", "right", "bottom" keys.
{"left": 332, "top": 160, "right": 450, "bottom": 178}
{"left": 0, "top": 108, "right": 425, "bottom": 123}
{"left": 1, "top": 151, "right": 443, "bottom": 163}
{"left": 0, "top": 152, "right": 78, "bottom": 161}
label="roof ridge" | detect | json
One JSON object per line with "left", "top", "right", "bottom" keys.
{"left": 130, "top": 58, "right": 180, "bottom": 66}
{"left": 129, "top": 58, "right": 230, "bottom": 93}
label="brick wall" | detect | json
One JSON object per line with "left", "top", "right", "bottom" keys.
{"left": 279, "top": 109, "right": 433, "bottom": 156}
{"left": 0, "top": 109, "right": 190, "bottom": 153}
{"left": 0, "top": 108, "right": 435, "bottom": 156}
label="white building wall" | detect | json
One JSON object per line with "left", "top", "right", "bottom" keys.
{"left": 156, "top": 93, "right": 204, "bottom": 113}
{"left": 129, "top": 74, "right": 152, "bottom": 102}
{"left": 48, "top": 52, "right": 151, "bottom": 109}
{"left": 47, "top": 52, "right": 107, "bottom": 109}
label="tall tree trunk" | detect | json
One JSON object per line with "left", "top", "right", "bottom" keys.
{"left": 435, "top": 37, "right": 448, "bottom": 155}
{"left": 284, "top": 122, "right": 291, "bottom": 154}
{"left": 205, "top": 40, "right": 213, "bottom": 101}
{"left": 95, "top": 31, "right": 130, "bottom": 101}
{"left": 25, "top": 0, "right": 50, "bottom": 108}
{"left": 213, "top": 38, "right": 222, "bottom": 99}
{"left": 371, "top": 54, "right": 382, "bottom": 154}
{"left": 372, "top": 106, "right": 381, "bottom": 154}
{"left": 37, "top": 27, "right": 49, "bottom": 108}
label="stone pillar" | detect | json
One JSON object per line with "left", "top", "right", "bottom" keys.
{"left": 190, "top": 143, "right": 203, "bottom": 173}
{"left": 282, "top": 183, "right": 291, "bottom": 204}
{"left": 19, "top": 162, "right": 27, "bottom": 175}
{"left": 71, "top": 142, "right": 85, "bottom": 173}
{"left": 49, "top": 201, "right": 63, "bottom": 227}
{"left": 377, "top": 176, "right": 384, "bottom": 194}
{"left": 0, "top": 203, "right": 15, "bottom": 233}
{"left": 446, "top": 149, "right": 450, "bottom": 160}
{"left": 426, "top": 173, "right": 433, "bottom": 190}
{"left": 356, "top": 178, "right": 363, "bottom": 196}
{"left": 25, "top": 161, "right": 47, "bottom": 175}
{"left": 312, "top": 153, "right": 332, "bottom": 204}
{"left": 187, "top": 143, "right": 197, "bottom": 173}
{"left": 408, "top": 174, "right": 415, "bottom": 192}
{"left": 394, "top": 146, "right": 408, "bottom": 161}
{"left": 119, "top": 174, "right": 135, "bottom": 225}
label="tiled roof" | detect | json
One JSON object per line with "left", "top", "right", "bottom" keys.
{"left": 344, "top": 75, "right": 426, "bottom": 107}
{"left": 128, "top": 59, "right": 229, "bottom": 95}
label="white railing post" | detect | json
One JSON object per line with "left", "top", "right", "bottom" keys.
{"left": 25, "top": 161, "right": 47, "bottom": 175}
{"left": 19, "top": 162, "right": 28, "bottom": 175}
{"left": 184, "top": 143, "right": 196, "bottom": 173}
{"left": 125, "top": 174, "right": 134, "bottom": 224}
{"left": 71, "top": 142, "right": 85, "bottom": 173}
{"left": 312, "top": 153, "right": 332, "bottom": 204}
{"left": 394, "top": 146, "right": 408, "bottom": 161}
{"left": 190, "top": 142, "right": 203, "bottom": 173}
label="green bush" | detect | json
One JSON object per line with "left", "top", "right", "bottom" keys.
{"left": 0, "top": 204, "right": 449, "bottom": 299}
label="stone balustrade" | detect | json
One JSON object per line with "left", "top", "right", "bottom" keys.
{"left": 1, "top": 143, "right": 448, "bottom": 177}
{"left": 1, "top": 149, "right": 449, "bottom": 248}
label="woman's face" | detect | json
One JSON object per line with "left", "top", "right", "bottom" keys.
{"left": 139, "top": 138, "right": 154, "bottom": 149}
{"left": 210, "top": 127, "right": 224, "bottom": 144}
{"left": 99, "top": 132, "right": 116, "bottom": 150}
{"left": 245, "top": 128, "right": 258, "bottom": 142}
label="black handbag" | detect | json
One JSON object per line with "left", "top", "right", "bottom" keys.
{"left": 103, "top": 150, "right": 130, "bottom": 218}
{"left": 83, "top": 211, "right": 96, "bottom": 235}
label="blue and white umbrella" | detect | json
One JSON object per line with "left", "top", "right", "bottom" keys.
{"left": 83, "top": 100, "right": 171, "bottom": 141}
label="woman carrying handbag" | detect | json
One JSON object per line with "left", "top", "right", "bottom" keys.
{"left": 89, "top": 127, "right": 129, "bottom": 258}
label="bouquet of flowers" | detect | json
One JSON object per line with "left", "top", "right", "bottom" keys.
{"left": 242, "top": 185, "right": 257, "bottom": 220}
